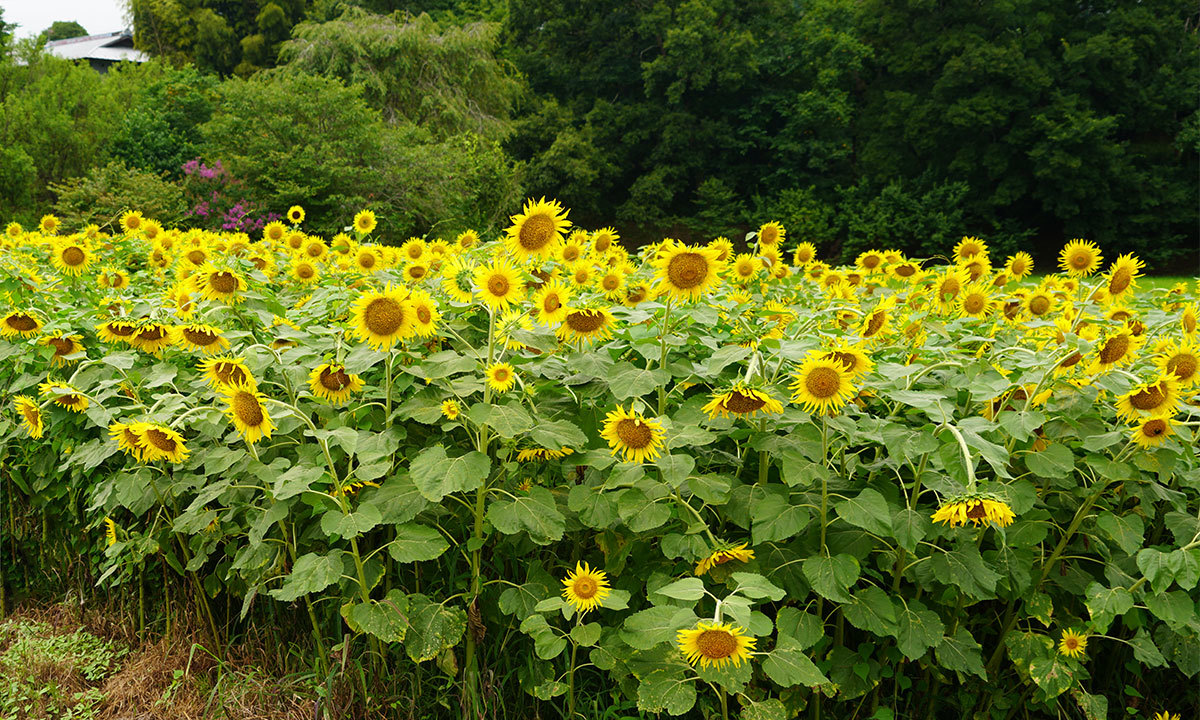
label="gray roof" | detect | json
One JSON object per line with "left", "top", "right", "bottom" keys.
{"left": 44, "top": 31, "right": 147, "bottom": 63}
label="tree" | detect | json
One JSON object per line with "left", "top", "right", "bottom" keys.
{"left": 42, "top": 21, "right": 88, "bottom": 42}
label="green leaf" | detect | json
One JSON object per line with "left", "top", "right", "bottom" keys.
{"left": 937, "top": 627, "right": 987, "bottom": 680}
{"left": 468, "top": 402, "right": 533, "bottom": 438}
{"left": 836, "top": 488, "right": 892, "bottom": 536}
{"left": 529, "top": 419, "right": 587, "bottom": 449}
{"left": 487, "top": 486, "right": 565, "bottom": 544}
{"left": 617, "top": 489, "right": 671, "bottom": 532}
{"left": 571, "top": 622, "right": 601, "bottom": 647}
{"left": 1137, "top": 548, "right": 1174, "bottom": 592}
{"left": 567, "top": 484, "right": 618, "bottom": 529}
{"left": 1029, "top": 654, "right": 1073, "bottom": 697}
{"left": 535, "top": 631, "right": 568, "bottom": 659}
{"left": 842, "top": 586, "right": 899, "bottom": 637}
{"left": 762, "top": 633, "right": 828, "bottom": 687}
{"left": 1026, "top": 444, "right": 1074, "bottom": 479}
{"left": 409, "top": 446, "right": 490, "bottom": 501}
{"left": 369, "top": 475, "right": 429, "bottom": 525}
{"left": 751, "top": 487, "right": 809, "bottom": 544}
{"left": 774, "top": 607, "right": 823, "bottom": 649}
{"left": 270, "top": 551, "right": 343, "bottom": 602}
{"left": 1026, "top": 592, "right": 1053, "bottom": 626}
{"left": 404, "top": 594, "right": 467, "bottom": 663}
{"left": 703, "top": 344, "right": 752, "bottom": 377}
{"left": 320, "top": 503, "right": 382, "bottom": 538}
{"left": 1144, "top": 590, "right": 1196, "bottom": 629}
{"left": 656, "top": 454, "right": 695, "bottom": 487}
{"left": 341, "top": 590, "right": 410, "bottom": 643}
{"left": 1084, "top": 583, "right": 1133, "bottom": 632}
{"left": 896, "top": 600, "right": 944, "bottom": 660}
{"left": 1071, "top": 689, "right": 1108, "bottom": 720}
{"left": 387, "top": 523, "right": 448, "bottom": 563}
{"left": 637, "top": 668, "right": 697, "bottom": 715}
{"left": 653, "top": 577, "right": 706, "bottom": 602}
{"left": 607, "top": 363, "right": 670, "bottom": 401}
{"left": 688, "top": 474, "right": 732, "bottom": 505}
{"left": 740, "top": 698, "right": 787, "bottom": 720}
{"left": 891, "top": 507, "right": 928, "bottom": 553}
{"left": 802, "top": 554, "right": 860, "bottom": 604}
{"left": 1169, "top": 548, "right": 1200, "bottom": 591}
{"left": 931, "top": 545, "right": 1000, "bottom": 600}
{"left": 273, "top": 462, "right": 319, "bottom": 500}
{"left": 1129, "top": 627, "right": 1167, "bottom": 668}
{"left": 621, "top": 607, "right": 697, "bottom": 650}
{"left": 732, "top": 572, "right": 785, "bottom": 601}
{"left": 1095, "top": 512, "right": 1144, "bottom": 556}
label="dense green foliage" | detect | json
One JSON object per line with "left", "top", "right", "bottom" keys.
{"left": 41, "top": 21, "right": 89, "bottom": 42}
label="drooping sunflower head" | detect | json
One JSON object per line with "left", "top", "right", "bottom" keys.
{"left": 622, "top": 281, "right": 652, "bottom": 308}
{"left": 177, "top": 323, "right": 229, "bottom": 354}
{"left": 1115, "top": 376, "right": 1179, "bottom": 422}
{"left": 195, "top": 263, "right": 246, "bottom": 303}
{"left": 221, "top": 381, "right": 274, "bottom": 444}
{"left": 505, "top": 197, "right": 571, "bottom": 261}
{"left": 677, "top": 621, "right": 756, "bottom": 669}
{"left": 131, "top": 422, "right": 190, "bottom": 464}
{"left": 41, "top": 334, "right": 85, "bottom": 366}
{"left": 701, "top": 385, "right": 783, "bottom": 421}
{"left": 601, "top": 405, "right": 666, "bottom": 464}
{"left": 1130, "top": 417, "right": 1174, "bottom": 448}
{"left": 403, "top": 262, "right": 430, "bottom": 285}
{"left": 353, "top": 209, "right": 377, "bottom": 236}
{"left": 131, "top": 322, "right": 175, "bottom": 355}
{"left": 858, "top": 296, "right": 896, "bottom": 341}
{"left": 1058, "top": 239, "right": 1103, "bottom": 277}
{"left": 930, "top": 494, "right": 1015, "bottom": 528}
{"left": 1091, "top": 329, "right": 1143, "bottom": 372}
{"left": 1057, "top": 629, "right": 1087, "bottom": 660}
{"left": 485, "top": 362, "right": 517, "bottom": 394}
{"left": 789, "top": 356, "right": 855, "bottom": 416}
{"left": 653, "top": 243, "right": 724, "bottom": 301}
{"left": 0, "top": 310, "right": 44, "bottom": 338}
{"left": 822, "top": 343, "right": 874, "bottom": 379}
{"left": 473, "top": 258, "right": 525, "bottom": 310}
{"left": 561, "top": 561, "right": 611, "bottom": 614}
{"left": 556, "top": 307, "right": 616, "bottom": 347}
{"left": 308, "top": 362, "right": 364, "bottom": 404}
{"left": 694, "top": 542, "right": 755, "bottom": 576}
{"left": 14, "top": 396, "right": 43, "bottom": 438}
{"left": 351, "top": 284, "right": 416, "bottom": 351}
{"left": 38, "top": 382, "right": 89, "bottom": 413}
{"left": 200, "top": 356, "right": 253, "bottom": 389}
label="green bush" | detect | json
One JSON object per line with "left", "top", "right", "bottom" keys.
{"left": 50, "top": 162, "right": 189, "bottom": 230}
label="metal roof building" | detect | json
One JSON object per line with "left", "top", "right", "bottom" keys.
{"left": 44, "top": 31, "right": 148, "bottom": 72}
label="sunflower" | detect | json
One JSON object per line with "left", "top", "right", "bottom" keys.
{"left": 39, "top": 214, "right": 61, "bottom": 235}
{"left": 622, "top": 282, "right": 652, "bottom": 307}
{"left": 516, "top": 447, "right": 574, "bottom": 461}
{"left": 856, "top": 250, "right": 887, "bottom": 274}
{"left": 352, "top": 246, "right": 382, "bottom": 275}
{"left": 96, "top": 319, "right": 138, "bottom": 344}
{"left": 793, "top": 242, "right": 817, "bottom": 266}
{"left": 308, "top": 362, "right": 364, "bottom": 404}
{"left": 1182, "top": 304, "right": 1197, "bottom": 335}
{"left": 958, "top": 283, "right": 995, "bottom": 318}
{"left": 558, "top": 231, "right": 589, "bottom": 264}
{"left": 401, "top": 262, "right": 430, "bottom": 284}
{"left": 1025, "top": 289, "right": 1056, "bottom": 319}
{"left": 702, "top": 386, "right": 783, "bottom": 420}
{"left": 454, "top": 229, "right": 479, "bottom": 251}
{"left": 654, "top": 243, "right": 724, "bottom": 301}
{"left": 1004, "top": 252, "right": 1034, "bottom": 280}
{"left": 1058, "top": 630, "right": 1087, "bottom": 660}
{"left": 567, "top": 261, "right": 594, "bottom": 288}
{"left": 1152, "top": 712, "right": 1181, "bottom": 720}
{"left": 51, "top": 240, "right": 93, "bottom": 276}
{"left": 1058, "top": 239, "right": 1103, "bottom": 277}
{"left": 694, "top": 542, "right": 755, "bottom": 575}
{"left": 200, "top": 356, "right": 253, "bottom": 389}
{"left": 0, "top": 310, "right": 43, "bottom": 338}
{"left": 407, "top": 289, "right": 440, "bottom": 338}
{"left": 441, "top": 399, "right": 461, "bottom": 420}
{"left": 1103, "top": 253, "right": 1143, "bottom": 300}
{"left": 1157, "top": 340, "right": 1199, "bottom": 386}
{"left": 119, "top": 210, "right": 144, "bottom": 233}
{"left": 822, "top": 343, "right": 874, "bottom": 379}
{"left": 399, "top": 238, "right": 426, "bottom": 264}
{"left": 730, "top": 254, "right": 761, "bottom": 284}
{"left": 109, "top": 421, "right": 145, "bottom": 460}
{"left": 14, "top": 396, "right": 43, "bottom": 438}
{"left": 859, "top": 296, "right": 896, "bottom": 342}
{"left": 131, "top": 322, "right": 175, "bottom": 354}
{"left": 757, "top": 221, "right": 785, "bottom": 248}
{"left": 439, "top": 257, "right": 474, "bottom": 304}
{"left": 598, "top": 268, "right": 625, "bottom": 296}
{"left": 351, "top": 285, "right": 416, "bottom": 351}
{"left": 286, "top": 205, "right": 305, "bottom": 225}
{"left": 678, "top": 621, "right": 756, "bottom": 669}
{"left": 790, "top": 356, "right": 855, "bottom": 415}
{"left": 5, "top": 222, "right": 22, "bottom": 239}
{"left": 591, "top": 227, "right": 619, "bottom": 255}
{"left": 222, "top": 381, "right": 274, "bottom": 444}
{"left": 532, "top": 279, "right": 572, "bottom": 326}
{"left": 561, "top": 562, "right": 611, "bottom": 614}
{"left": 284, "top": 231, "right": 306, "bottom": 252}
{"left": 180, "top": 244, "right": 210, "bottom": 269}
{"left": 709, "top": 237, "right": 734, "bottom": 262}
{"left": 473, "top": 258, "right": 525, "bottom": 310}
{"left": 195, "top": 264, "right": 246, "bottom": 304}
{"left": 105, "top": 517, "right": 118, "bottom": 546}
{"left": 1115, "top": 377, "right": 1179, "bottom": 422}
{"left": 953, "top": 236, "right": 987, "bottom": 264}
{"left": 1090, "top": 329, "right": 1143, "bottom": 373}
{"left": 286, "top": 258, "right": 318, "bottom": 284}
{"left": 175, "top": 323, "right": 228, "bottom": 354}
{"left": 1131, "top": 417, "right": 1175, "bottom": 448}
{"left": 41, "top": 334, "right": 84, "bottom": 366}
{"left": 931, "top": 495, "right": 1015, "bottom": 528}
{"left": 601, "top": 405, "right": 666, "bottom": 464}
{"left": 933, "top": 268, "right": 969, "bottom": 312}
{"left": 486, "top": 362, "right": 517, "bottom": 393}
{"left": 505, "top": 197, "right": 571, "bottom": 261}
{"left": 38, "top": 382, "right": 89, "bottom": 413}
{"left": 353, "top": 209, "right": 377, "bottom": 235}
{"left": 262, "top": 221, "right": 287, "bottom": 244}
{"left": 557, "top": 307, "right": 616, "bottom": 346}
{"left": 97, "top": 267, "right": 130, "bottom": 290}
{"left": 131, "top": 422, "right": 190, "bottom": 463}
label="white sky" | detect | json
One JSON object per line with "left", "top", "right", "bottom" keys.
{"left": 2, "top": 0, "right": 129, "bottom": 39}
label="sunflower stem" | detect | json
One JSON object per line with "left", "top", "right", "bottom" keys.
{"left": 756, "top": 419, "right": 769, "bottom": 486}
{"left": 657, "top": 298, "right": 673, "bottom": 416}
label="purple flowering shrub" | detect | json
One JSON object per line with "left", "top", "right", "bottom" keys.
{"left": 181, "top": 158, "right": 280, "bottom": 233}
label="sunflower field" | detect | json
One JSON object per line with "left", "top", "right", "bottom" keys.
{"left": 0, "top": 203, "right": 1197, "bottom": 720}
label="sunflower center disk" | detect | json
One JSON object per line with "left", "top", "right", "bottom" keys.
{"left": 966, "top": 502, "right": 988, "bottom": 520}
{"left": 1099, "top": 336, "right": 1129, "bottom": 364}
{"left": 417, "top": 306, "right": 432, "bottom": 324}
{"left": 1070, "top": 252, "right": 1091, "bottom": 269}
{"left": 144, "top": 428, "right": 177, "bottom": 452}
{"left": 615, "top": 418, "right": 653, "bottom": 449}
{"left": 566, "top": 311, "right": 605, "bottom": 333}
{"left": 364, "top": 297, "right": 405, "bottom": 336}
{"left": 1110, "top": 268, "right": 1132, "bottom": 293}
{"left": 62, "top": 247, "right": 85, "bottom": 266}
{"left": 695, "top": 630, "right": 737, "bottom": 660}
{"left": 184, "top": 329, "right": 218, "bottom": 346}
{"left": 805, "top": 367, "right": 841, "bottom": 399}
{"left": 1129, "top": 386, "right": 1167, "bottom": 411}
{"left": 359, "top": 254, "right": 376, "bottom": 269}
{"left": 963, "top": 295, "right": 986, "bottom": 314}
{"left": 187, "top": 250, "right": 206, "bottom": 265}
{"left": 668, "top": 253, "right": 708, "bottom": 290}
{"left": 725, "top": 391, "right": 766, "bottom": 414}
{"left": 320, "top": 368, "right": 351, "bottom": 391}
{"left": 1166, "top": 354, "right": 1196, "bottom": 381}
{"left": 518, "top": 214, "right": 556, "bottom": 251}
{"left": 8, "top": 314, "right": 36, "bottom": 331}
{"left": 488, "top": 275, "right": 510, "bottom": 297}
{"left": 941, "top": 279, "right": 961, "bottom": 297}
{"left": 864, "top": 311, "right": 885, "bottom": 336}
{"left": 233, "top": 392, "right": 265, "bottom": 425}
{"left": 210, "top": 272, "right": 239, "bottom": 294}
{"left": 49, "top": 338, "right": 73, "bottom": 354}
{"left": 572, "top": 577, "right": 598, "bottom": 599}
{"left": 409, "top": 266, "right": 426, "bottom": 279}
{"left": 544, "top": 295, "right": 561, "bottom": 312}
{"left": 1029, "top": 296, "right": 1050, "bottom": 315}
{"left": 1143, "top": 419, "right": 1167, "bottom": 437}
{"left": 139, "top": 327, "right": 167, "bottom": 342}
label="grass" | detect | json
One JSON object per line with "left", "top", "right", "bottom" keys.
{"left": 1028, "top": 274, "right": 1196, "bottom": 292}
